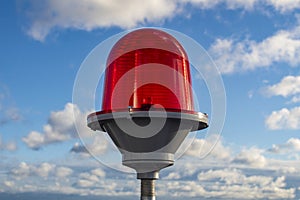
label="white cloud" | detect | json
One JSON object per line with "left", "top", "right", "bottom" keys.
{"left": 248, "top": 90, "right": 254, "bottom": 99}
{"left": 12, "top": 162, "right": 54, "bottom": 179}
{"left": 277, "top": 166, "right": 298, "bottom": 174}
{"left": 289, "top": 95, "right": 300, "bottom": 104}
{"left": 20, "top": 184, "right": 39, "bottom": 193}
{"left": 2, "top": 107, "right": 22, "bottom": 124}
{"left": 263, "top": 76, "right": 300, "bottom": 130}
{"left": 5, "top": 141, "right": 17, "bottom": 151}
{"left": 22, "top": 131, "right": 45, "bottom": 150}
{"left": 75, "top": 167, "right": 106, "bottom": 188}
{"left": 226, "top": 0, "right": 258, "bottom": 10}
{"left": 55, "top": 166, "right": 73, "bottom": 178}
{"left": 287, "top": 138, "right": 300, "bottom": 151}
{"left": 22, "top": 103, "right": 94, "bottom": 150}
{"left": 24, "top": 0, "right": 178, "bottom": 41}
{"left": 232, "top": 147, "right": 267, "bottom": 168}
{"left": 70, "top": 142, "right": 88, "bottom": 154}
{"left": 164, "top": 172, "right": 181, "bottom": 180}
{"left": 91, "top": 168, "right": 105, "bottom": 178}
{"left": 70, "top": 135, "right": 108, "bottom": 157}
{"left": 197, "top": 168, "right": 273, "bottom": 185}
{"left": 22, "top": 0, "right": 300, "bottom": 41}
{"left": 209, "top": 24, "right": 300, "bottom": 74}
{"left": 11, "top": 162, "right": 74, "bottom": 180}
{"left": 0, "top": 135, "right": 17, "bottom": 151}
{"left": 264, "top": 76, "right": 300, "bottom": 98}
{"left": 0, "top": 85, "right": 22, "bottom": 126}
{"left": 11, "top": 162, "right": 31, "bottom": 179}
{"left": 181, "top": 0, "right": 221, "bottom": 9}
{"left": 185, "top": 135, "right": 231, "bottom": 160}
{"left": 76, "top": 179, "right": 95, "bottom": 188}
{"left": 4, "top": 156, "right": 299, "bottom": 199}
{"left": 268, "top": 158, "right": 300, "bottom": 174}
{"left": 265, "top": 107, "right": 300, "bottom": 130}
{"left": 185, "top": 0, "right": 259, "bottom": 10}
{"left": 161, "top": 168, "right": 296, "bottom": 199}
{"left": 266, "top": 0, "right": 300, "bottom": 13}
{"left": 269, "top": 137, "right": 300, "bottom": 154}
{"left": 4, "top": 130, "right": 300, "bottom": 198}
{"left": 34, "top": 162, "right": 55, "bottom": 178}
{"left": 79, "top": 172, "right": 99, "bottom": 182}
{"left": 3, "top": 181, "right": 15, "bottom": 188}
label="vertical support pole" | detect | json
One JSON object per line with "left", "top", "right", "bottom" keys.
{"left": 141, "top": 179, "right": 155, "bottom": 200}
{"left": 138, "top": 171, "right": 159, "bottom": 200}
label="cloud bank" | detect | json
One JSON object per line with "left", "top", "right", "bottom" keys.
{"left": 264, "top": 76, "right": 300, "bottom": 98}
{"left": 3, "top": 160, "right": 298, "bottom": 199}
{"left": 269, "top": 137, "right": 300, "bottom": 154}
{"left": 209, "top": 25, "right": 300, "bottom": 73}
{"left": 263, "top": 75, "right": 300, "bottom": 130}
{"left": 22, "top": 0, "right": 300, "bottom": 41}
{"left": 22, "top": 103, "right": 93, "bottom": 150}
{"left": 265, "top": 107, "right": 300, "bottom": 130}
{"left": 3, "top": 132, "right": 300, "bottom": 198}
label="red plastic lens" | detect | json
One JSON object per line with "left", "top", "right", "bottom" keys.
{"left": 101, "top": 28, "right": 194, "bottom": 113}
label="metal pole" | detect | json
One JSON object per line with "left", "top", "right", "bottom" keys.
{"left": 141, "top": 179, "right": 155, "bottom": 200}
{"left": 138, "top": 171, "right": 159, "bottom": 200}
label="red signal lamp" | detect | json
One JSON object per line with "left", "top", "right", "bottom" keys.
{"left": 101, "top": 28, "right": 194, "bottom": 113}
{"left": 87, "top": 28, "right": 208, "bottom": 199}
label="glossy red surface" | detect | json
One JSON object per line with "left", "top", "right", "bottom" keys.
{"left": 101, "top": 28, "right": 194, "bottom": 113}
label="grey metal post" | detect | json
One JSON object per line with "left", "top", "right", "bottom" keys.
{"left": 138, "top": 171, "right": 159, "bottom": 200}
{"left": 141, "top": 179, "right": 156, "bottom": 200}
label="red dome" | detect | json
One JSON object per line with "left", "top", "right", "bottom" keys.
{"left": 101, "top": 28, "right": 194, "bottom": 113}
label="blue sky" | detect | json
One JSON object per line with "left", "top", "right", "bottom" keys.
{"left": 1, "top": 0, "right": 300, "bottom": 199}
